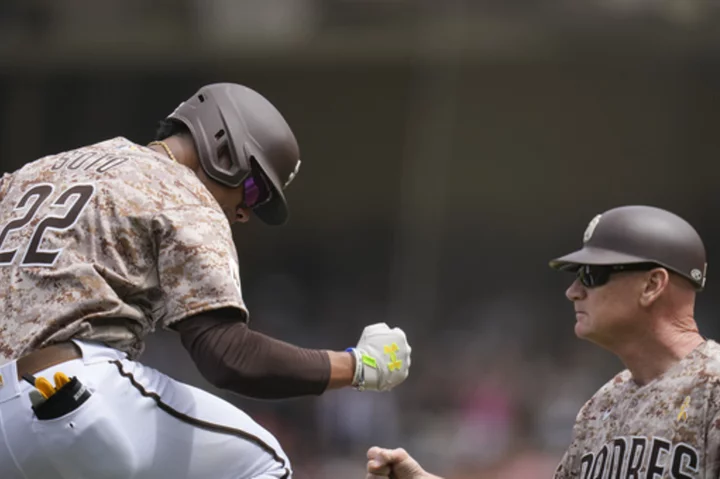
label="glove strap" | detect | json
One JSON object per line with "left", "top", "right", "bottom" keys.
{"left": 346, "top": 347, "right": 371, "bottom": 391}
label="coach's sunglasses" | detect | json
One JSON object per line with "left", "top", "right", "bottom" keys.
{"left": 241, "top": 171, "right": 274, "bottom": 209}
{"left": 576, "top": 263, "right": 660, "bottom": 288}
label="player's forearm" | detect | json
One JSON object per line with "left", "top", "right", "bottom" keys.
{"left": 175, "top": 309, "right": 333, "bottom": 399}
{"left": 326, "top": 350, "right": 356, "bottom": 389}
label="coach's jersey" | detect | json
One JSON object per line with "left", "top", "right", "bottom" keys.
{"left": 554, "top": 340, "right": 720, "bottom": 479}
{"left": 0, "top": 137, "right": 248, "bottom": 365}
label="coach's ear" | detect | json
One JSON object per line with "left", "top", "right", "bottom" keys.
{"left": 639, "top": 267, "right": 669, "bottom": 307}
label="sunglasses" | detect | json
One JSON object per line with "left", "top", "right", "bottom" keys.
{"left": 241, "top": 173, "right": 273, "bottom": 209}
{"left": 576, "top": 263, "right": 660, "bottom": 288}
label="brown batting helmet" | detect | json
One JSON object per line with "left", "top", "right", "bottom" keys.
{"left": 167, "top": 83, "right": 301, "bottom": 226}
{"left": 549, "top": 205, "right": 708, "bottom": 291}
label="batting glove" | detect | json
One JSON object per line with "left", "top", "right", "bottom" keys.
{"left": 347, "top": 322, "right": 411, "bottom": 392}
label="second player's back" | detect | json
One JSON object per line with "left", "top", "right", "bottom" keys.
{"left": 0, "top": 137, "right": 230, "bottom": 365}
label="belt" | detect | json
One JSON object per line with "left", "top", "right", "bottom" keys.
{"left": 16, "top": 342, "right": 82, "bottom": 381}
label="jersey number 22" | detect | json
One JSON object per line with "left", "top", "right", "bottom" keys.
{"left": 0, "top": 183, "right": 95, "bottom": 266}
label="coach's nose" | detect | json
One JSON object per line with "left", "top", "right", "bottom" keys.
{"left": 566, "top": 278, "right": 586, "bottom": 302}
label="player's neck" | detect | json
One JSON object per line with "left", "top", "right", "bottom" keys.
{"left": 613, "top": 325, "right": 705, "bottom": 387}
{"left": 149, "top": 135, "right": 199, "bottom": 171}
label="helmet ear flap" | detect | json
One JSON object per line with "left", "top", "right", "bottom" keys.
{"left": 212, "top": 137, "right": 251, "bottom": 181}
{"left": 169, "top": 88, "right": 253, "bottom": 188}
{"left": 214, "top": 141, "right": 232, "bottom": 173}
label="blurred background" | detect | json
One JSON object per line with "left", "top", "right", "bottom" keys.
{"left": 2, "top": 0, "right": 720, "bottom": 477}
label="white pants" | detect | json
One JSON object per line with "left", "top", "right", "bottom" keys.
{"left": 0, "top": 340, "right": 292, "bottom": 479}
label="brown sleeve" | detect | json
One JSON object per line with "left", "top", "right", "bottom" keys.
{"left": 173, "top": 308, "right": 331, "bottom": 399}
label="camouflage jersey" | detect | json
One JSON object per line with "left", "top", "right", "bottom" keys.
{"left": 0, "top": 137, "right": 248, "bottom": 365}
{"left": 554, "top": 340, "right": 720, "bottom": 479}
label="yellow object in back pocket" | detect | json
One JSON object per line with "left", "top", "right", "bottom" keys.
{"left": 53, "top": 372, "right": 70, "bottom": 390}
{"left": 34, "top": 377, "right": 56, "bottom": 399}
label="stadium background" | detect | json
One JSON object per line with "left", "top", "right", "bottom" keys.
{"left": 2, "top": 1, "right": 720, "bottom": 477}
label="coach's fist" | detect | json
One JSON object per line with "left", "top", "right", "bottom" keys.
{"left": 366, "top": 447, "right": 441, "bottom": 479}
{"left": 348, "top": 323, "right": 411, "bottom": 392}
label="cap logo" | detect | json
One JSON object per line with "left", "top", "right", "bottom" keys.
{"left": 583, "top": 214, "right": 602, "bottom": 243}
{"left": 691, "top": 269, "right": 703, "bottom": 282}
{"left": 284, "top": 160, "right": 301, "bottom": 189}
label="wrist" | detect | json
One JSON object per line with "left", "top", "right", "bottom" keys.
{"left": 325, "top": 350, "right": 355, "bottom": 389}
{"left": 346, "top": 347, "right": 365, "bottom": 390}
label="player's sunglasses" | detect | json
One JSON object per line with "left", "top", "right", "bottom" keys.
{"left": 241, "top": 172, "right": 273, "bottom": 209}
{"left": 576, "top": 263, "right": 660, "bottom": 288}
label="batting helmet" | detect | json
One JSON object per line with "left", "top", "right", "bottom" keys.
{"left": 549, "top": 205, "right": 707, "bottom": 291}
{"left": 167, "top": 83, "right": 301, "bottom": 226}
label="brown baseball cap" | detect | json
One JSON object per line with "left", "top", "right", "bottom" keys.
{"left": 549, "top": 205, "right": 708, "bottom": 291}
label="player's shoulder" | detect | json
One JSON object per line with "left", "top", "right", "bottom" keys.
{"left": 87, "top": 136, "right": 179, "bottom": 171}
{"left": 575, "top": 370, "right": 631, "bottom": 419}
{"left": 85, "top": 137, "right": 219, "bottom": 211}
{"left": 698, "top": 339, "right": 720, "bottom": 360}
{"left": 598, "top": 368, "right": 633, "bottom": 393}
{"left": 693, "top": 339, "right": 720, "bottom": 380}
{"left": 42, "top": 136, "right": 144, "bottom": 161}
{"left": 0, "top": 171, "right": 13, "bottom": 202}
{"left": 90, "top": 136, "right": 146, "bottom": 153}
{"left": 592, "top": 369, "right": 632, "bottom": 399}
{"left": 14, "top": 136, "right": 154, "bottom": 177}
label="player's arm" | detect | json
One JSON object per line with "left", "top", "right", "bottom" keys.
{"left": 172, "top": 307, "right": 352, "bottom": 398}
{"left": 154, "top": 205, "right": 411, "bottom": 399}
{"left": 173, "top": 309, "right": 411, "bottom": 399}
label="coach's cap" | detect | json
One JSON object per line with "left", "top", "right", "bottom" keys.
{"left": 549, "top": 205, "right": 707, "bottom": 291}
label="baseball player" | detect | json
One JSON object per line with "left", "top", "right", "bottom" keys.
{"left": 549, "top": 205, "right": 714, "bottom": 478}
{"left": 0, "top": 82, "right": 412, "bottom": 479}
{"left": 366, "top": 205, "right": 720, "bottom": 479}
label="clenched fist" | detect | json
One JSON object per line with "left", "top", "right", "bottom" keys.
{"left": 365, "top": 447, "right": 442, "bottom": 479}
{"left": 348, "top": 323, "right": 411, "bottom": 392}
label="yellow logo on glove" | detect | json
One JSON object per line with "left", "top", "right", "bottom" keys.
{"left": 384, "top": 343, "right": 402, "bottom": 371}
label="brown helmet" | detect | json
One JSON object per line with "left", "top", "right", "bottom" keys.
{"left": 549, "top": 205, "right": 708, "bottom": 291}
{"left": 167, "top": 83, "right": 301, "bottom": 226}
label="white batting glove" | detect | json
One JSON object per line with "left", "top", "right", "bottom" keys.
{"left": 347, "top": 323, "right": 411, "bottom": 392}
